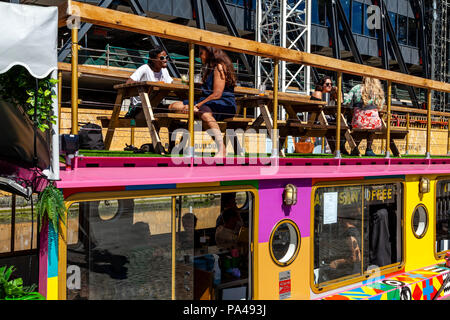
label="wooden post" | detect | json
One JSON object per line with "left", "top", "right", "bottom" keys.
{"left": 71, "top": 27, "right": 79, "bottom": 134}
{"left": 272, "top": 59, "right": 279, "bottom": 156}
{"left": 321, "top": 137, "right": 325, "bottom": 154}
{"left": 188, "top": 43, "right": 195, "bottom": 157}
{"left": 335, "top": 72, "right": 342, "bottom": 158}
{"left": 405, "top": 113, "right": 410, "bottom": 155}
{"left": 171, "top": 196, "right": 176, "bottom": 300}
{"left": 131, "top": 127, "right": 135, "bottom": 146}
{"left": 426, "top": 89, "right": 432, "bottom": 158}
{"left": 447, "top": 116, "right": 450, "bottom": 155}
{"left": 58, "top": 71, "right": 62, "bottom": 131}
{"left": 385, "top": 80, "right": 392, "bottom": 158}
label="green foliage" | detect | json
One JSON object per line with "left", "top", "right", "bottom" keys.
{"left": 0, "top": 266, "right": 45, "bottom": 300}
{"left": 0, "top": 65, "right": 58, "bottom": 132}
{"left": 37, "top": 183, "right": 66, "bottom": 236}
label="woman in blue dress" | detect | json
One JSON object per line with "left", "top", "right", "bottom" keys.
{"left": 169, "top": 46, "right": 236, "bottom": 157}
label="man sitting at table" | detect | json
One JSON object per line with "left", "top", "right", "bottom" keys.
{"left": 125, "top": 46, "right": 173, "bottom": 119}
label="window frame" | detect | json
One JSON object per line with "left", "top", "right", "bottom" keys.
{"left": 0, "top": 193, "right": 38, "bottom": 258}
{"left": 397, "top": 14, "right": 408, "bottom": 45}
{"left": 351, "top": 0, "right": 364, "bottom": 35}
{"left": 62, "top": 185, "right": 258, "bottom": 301}
{"left": 411, "top": 204, "right": 429, "bottom": 239}
{"left": 434, "top": 177, "right": 450, "bottom": 259}
{"left": 269, "top": 219, "right": 301, "bottom": 267}
{"left": 310, "top": 179, "right": 405, "bottom": 294}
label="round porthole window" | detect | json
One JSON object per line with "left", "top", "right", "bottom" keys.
{"left": 412, "top": 205, "right": 428, "bottom": 239}
{"left": 269, "top": 220, "right": 300, "bottom": 266}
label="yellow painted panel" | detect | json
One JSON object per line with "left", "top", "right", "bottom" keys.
{"left": 404, "top": 176, "right": 440, "bottom": 271}
{"left": 47, "top": 277, "right": 59, "bottom": 300}
{"left": 255, "top": 238, "right": 310, "bottom": 300}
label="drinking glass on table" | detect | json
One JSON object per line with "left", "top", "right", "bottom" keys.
{"left": 194, "top": 73, "right": 202, "bottom": 84}
{"left": 258, "top": 83, "right": 266, "bottom": 96}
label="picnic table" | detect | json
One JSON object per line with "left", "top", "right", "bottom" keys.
{"left": 236, "top": 93, "right": 352, "bottom": 155}
{"left": 102, "top": 81, "right": 255, "bottom": 154}
{"left": 104, "top": 81, "right": 197, "bottom": 154}
{"left": 322, "top": 104, "right": 408, "bottom": 156}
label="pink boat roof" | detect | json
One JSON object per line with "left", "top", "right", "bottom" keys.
{"left": 56, "top": 156, "right": 450, "bottom": 189}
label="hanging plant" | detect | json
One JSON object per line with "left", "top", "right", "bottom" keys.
{"left": 36, "top": 183, "right": 66, "bottom": 236}
{"left": 0, "top": 65, "right": 58, "bottom": 132}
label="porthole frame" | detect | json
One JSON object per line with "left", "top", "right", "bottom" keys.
{"left": 269, "top": 219, "right": 301, "bottom": 267}
{"left": 411, "top": 204, "right": 429, "bottom": 239}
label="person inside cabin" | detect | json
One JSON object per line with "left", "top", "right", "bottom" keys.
{"left": 368, "top": 205, "right": 393, "bottom": 268}
{"left": 328, "top": 206, "right": 362, "bottom": 278}
{"left": 344, "top": 77, "right": 385, "bottom": 157}
{"left": 168, "top": 46, "right": 237, "bottom": 157}
{"left": 215, "top": 208, "right": 242, "bottom": 250}
{"left": 215, "top": 192, "right": 244, "bottom": 229}
{"left": 178, "top": 212, "right": 198, "bottom": 250}
{"left": 125, "top": 46, "right": 173, "bottom": 119}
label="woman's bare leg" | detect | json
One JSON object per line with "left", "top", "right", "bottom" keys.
{"left": 168, "top": 101, "right": 186, "bottom": 113}
{"left": 198, "top": 106, "right": 225, "bottom": 157}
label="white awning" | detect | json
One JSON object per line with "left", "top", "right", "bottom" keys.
{"left": 0, "top": 2, "right": 57, "bottom": 79}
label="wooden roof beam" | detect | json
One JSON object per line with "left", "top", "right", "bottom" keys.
{"left": 58, "top": 1, "right": 450, "bottom": 93}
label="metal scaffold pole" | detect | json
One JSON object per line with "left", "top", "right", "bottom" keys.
{"left": 256, "top": 0, "right": 311, "bottom": 95}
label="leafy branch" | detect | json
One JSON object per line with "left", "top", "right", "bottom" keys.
{"left": 36, "top": 183, "right": 66, "bottom": 237}
{"left": 0, "top": 266, "right": 45, "bottom": 300}
{"left": 0, "top": 65, "right": 58, "bottom": 132}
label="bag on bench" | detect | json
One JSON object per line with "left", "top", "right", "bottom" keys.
{"left": 79, "top": 123, "right": 105, "bottom": 150}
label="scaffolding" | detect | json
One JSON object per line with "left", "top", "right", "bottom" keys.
{"left": 255, "top": 0, "right": 311, "bottom": 95}
{"left": 427, "top": 0, "right": 450, "bottom": 112}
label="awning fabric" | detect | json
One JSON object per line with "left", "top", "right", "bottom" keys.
{"left": 0, "top": 2, "right": 56, "bottom": 172}
{"left": 0, "top": 2, "right": 58, "bottom": 79}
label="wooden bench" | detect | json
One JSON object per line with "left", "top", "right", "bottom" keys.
{"left": 350, "top": 127, "right": 409, "bottom": 156}
{"left": 97, "top": 113, "right": 253, "bottom": 154}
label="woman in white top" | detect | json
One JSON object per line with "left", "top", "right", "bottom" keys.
{"left": 125, "top": 46, "right": 173, "bottom": 119}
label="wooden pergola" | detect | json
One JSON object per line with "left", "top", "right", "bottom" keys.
{"left": 58, "top": 0, "right": 450, "bottom": 158}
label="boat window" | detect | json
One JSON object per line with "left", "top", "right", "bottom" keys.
{"left": 66, "top": 197, "right": 173, "bottom": 300}
{"left": 313, "top": 183, "right": 403, "bottom": 288}
{"left": 270, "top": 220, "right": 300, "bottom": 266}
{"left": 436, "top": 180, "right": 450, "bottom": 254}
{"left": 412, "top": 205, "right": 428, "bottom": 239}
{"left": 0, "top": 192, "right": 39, "bottom": 287}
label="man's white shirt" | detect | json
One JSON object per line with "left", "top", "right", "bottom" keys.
{"left": 129, "top": 64, "right": 173, "bottom": 106}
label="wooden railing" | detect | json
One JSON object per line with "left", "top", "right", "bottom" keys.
{"left": 58, "top": 0, "right": 450, "bottom": 158}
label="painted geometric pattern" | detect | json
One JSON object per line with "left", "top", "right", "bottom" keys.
{"left": 443, "top": 273, "right": 450, "bottom": 296}
{"left": 322, "top": 264, "right": 450, "bottom": 300}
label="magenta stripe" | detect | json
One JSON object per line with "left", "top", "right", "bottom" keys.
{"left": 258, "top": 179, "right": 312, "bottom": 243}
{"left": 38, "top": 222, "right": 48, "bottom": 298}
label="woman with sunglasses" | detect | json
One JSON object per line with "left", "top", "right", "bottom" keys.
{"left": 125, "top": 46, "right": 173, "bottom": 118}
{"left": 311, "top": 76, "right": 333, "bottom": 101}
{"left": 169, "top": 46, "right": 237, "bottom": 157}
{"left": 311, "top": 76, "right": 349, "bottom": 155}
